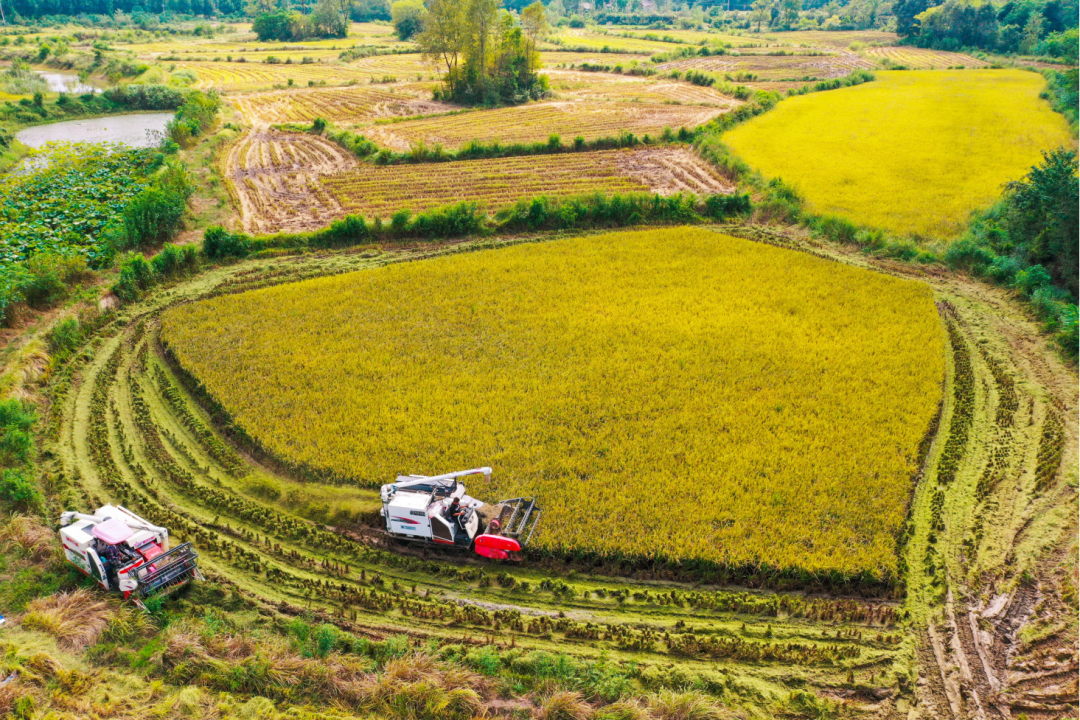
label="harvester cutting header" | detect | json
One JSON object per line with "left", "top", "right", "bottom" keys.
{"left": 380, "top": 467, "right": 541, "bottom": 560}
{"left": 59, "top": 504, "right": 203, "bottom": 609}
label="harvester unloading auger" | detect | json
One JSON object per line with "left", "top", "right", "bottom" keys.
{"left": 59, "top": 505, "right": 203, "bottom": 609}
{"left": 380, "top": 467, "right": 541, "bottom": 560}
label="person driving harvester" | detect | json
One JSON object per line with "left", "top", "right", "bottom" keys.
{"left": 444, "top": 497, "right": 466, "bottom": 526}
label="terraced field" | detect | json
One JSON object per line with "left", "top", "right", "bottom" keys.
{"left": 863, "top": 46, "right": 990, "bottom": 68}
{"left": 548, "top": 72, "right": 742, "bottom": 106}
{"left": 176, "top": 61, "right": 386, "bottom": 91}
{"left": 323, "top": 147, "right": 732, "bottom": 218}
{"left": 656, "top": 52, "right": 875, "bottom": 80}
{"left": 231, "top": 84, "right": 456, "bottom": 125}
{"left": 369, "top": 101, "right": 730, "bottom": 151}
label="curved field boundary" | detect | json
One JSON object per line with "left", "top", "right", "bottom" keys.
{"left": 42, "top": 239, "right": 910, "bottom": 712}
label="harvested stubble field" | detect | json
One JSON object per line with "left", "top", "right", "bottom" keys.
{"left": 762, "top": 30, "right": 900, "bottom": 47}
{"left": 368, "top": 100, "right": 730, "bottom": 151}
{"left": 547, "top": 28, "right": 678, "bottom": 53}
{"left": 224, "top": 130, "right": 359, "bottom": 233}
{"left": 862, "top": 46, "right": 990, "bottom": 68}
{"left": 176, "top": 61, "right": 386, "bottom": 92}
{"left": 723, "top": 69, "right": 1075, "bottom": 238}
{"left": 160, "top": 228, "right": 945, "bottom": 581}
{"left": 127, "top": 22, "right": 404, "bottom": 59}
{"left": 322, "top": 147, "right": 731, "bottom": 218}
{"left": 548, "top": 71, "right": 742, "bottom": 106}
{"left": 656, "top": 52, "right": 875, "bottom": 80}
{"left": 230, "top": 84, "right": 455, "bottom": 125}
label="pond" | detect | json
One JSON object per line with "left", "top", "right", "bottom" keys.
{"left": 15, "top": 113, "right": 175, "bottom": 149}
{"left": 36, "top": 71, "right": 101, "bottom": 94}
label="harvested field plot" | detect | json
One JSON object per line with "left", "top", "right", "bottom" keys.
{"left": 723, "top": 70, "right": 1075, "bottom": 238}
{"left": 371, "top": 101, "right": 729, "bottom": 150}
{"left": 657, "top": 52, "right": 874, "bottom": 80}
{"left": 161, "top": 227, "right": 945, "bottom": 580}
{"left": 548, "top": 72, "right": 742, "bottom": 106}
{"left": 177, "top": 61, "right": 380, "bottom": 91}
{"left": 322, "top": 147, "right": 731, "bottom": 218}
{"left": 762, "top": 30, "right": 899, "bottom": 47}
{"left": 547, "top": 28, "right": 676, "bottom": 53}
{"left": 864, "top": 46, "right": 989, "bottom": 68}
{"left": 224, "top": 130, "right": 360, "bottom": 233}
{"left": 231, "top": 85, "right": 456, "bottom": 125}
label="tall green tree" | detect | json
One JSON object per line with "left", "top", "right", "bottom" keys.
{"left": 418, "top": 0, "right": 467, "bottom": 94}
{"left": 391, "top": 0, "right": 427, "bottom": 39}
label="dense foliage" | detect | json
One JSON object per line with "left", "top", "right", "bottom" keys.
{"left": 252, "top": 0, "right": 349, "bottom": 41}
{"left": 895, "top": 0, "right": 1079, "bottom": 56}
{"left": 164, "top": 228, "right": 944, "bottom": 583}
{"left": 419, "top": 0, "right": 550, "bottom": 104}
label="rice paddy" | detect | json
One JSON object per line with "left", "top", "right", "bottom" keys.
{"left": 368, "top": 101, "right": 730, "bottom": 150}
{"left": 320, "top": 147, "right": 729, "bottom": 218}
{"left": 722, "top": 69, "right": 1075, "bottom": 238}
{"left": 160, "top": 227, "right": 945, "bottom": 581}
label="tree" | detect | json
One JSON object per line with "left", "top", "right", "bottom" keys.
{"left": 391, "top": 0, "right": 427, "bottom": 40}
{"left": 464, "top": 0, "right": 500, "bottom": 85}
{"left": 418, "top": 0, "right": 467, "bottom": 94}
{"left": 520, "top": 0, "right": 548, "bottom": 61}
{"left": 1003, "top": 149, "right": 1079, "bottom": 298}
{"left": 750, "top": 0, "right": 771, "bottom": 29}
{"left": 779, "top": 0, "right": 800, "bottom": 27}
{"left": 312, "top": 0, "right": 350, "bottom": 37}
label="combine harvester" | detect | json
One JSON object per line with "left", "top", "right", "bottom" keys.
{"left": 380, "top": 467, "right": 541, "bottom": 560}
{"left": 59, "top": 505, "right": 203, "bottom": 609}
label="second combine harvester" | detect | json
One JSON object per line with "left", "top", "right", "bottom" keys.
{"left": 380, "top": 467, "right": 541, "bottom": 560}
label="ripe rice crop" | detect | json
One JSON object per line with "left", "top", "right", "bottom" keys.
{"left": 863, "top": 47, "right": 988, "bottom": 69}
{"left": 232, "top": 85, "right": 456, "bottom": 125}
{"left": 160, "top": 227, "right": 945, "bottom": 580}
{"left": 371, "top": 101, "right": 727, "bottom": 151}
{"left": 723, "top": 70, "right": 1074, "bottom": 238}
{"left": 547, "top": 29, "right": 680, "bottom": 53}
{"left": 321, "top": 147, "right": 731, "bottom": 218}
{"left": 762, "top": 30, "right": 899, "bottom": 48}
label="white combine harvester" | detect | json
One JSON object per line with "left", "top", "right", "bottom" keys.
{"left": 380, "top": 467, "right": 541, "bottom": 560}
{"left": 58, "top": 505, "right": 203, "bottom": 609}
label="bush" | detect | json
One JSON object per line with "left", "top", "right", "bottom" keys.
{"left": 703, "top": 193, "right": 751, "bottom": 220}
{"left": 150, "top": 243, "right": 199, "bottom": 278}
{"left": 47, "top": 317, "right": 84, "bottom": 356}
{"left": 0, "top": 399, "right": 35, "bottom": 468}
{"left": 122, "top": 188, "right": 187, "bottom": 247}
{"left": 20, "top": 253, "right": 92, "bottom": 309}
{"left": 0, "top": 468, "right": 41, "bottom": 512}
{"left": 112, "top": 253, "right": 156, "bottom": 303}
{"left": 203, "top": 226, "right": 252, "bottom": 259}
{"left": 312, "top": 214, "right": 369, "bottom": 247}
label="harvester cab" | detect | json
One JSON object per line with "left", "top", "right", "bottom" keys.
{"left": 59, "top": 505, "right": 203, "bottom": 610}
{"left": 380, "top": 467, "right": 541, "bottom": 560}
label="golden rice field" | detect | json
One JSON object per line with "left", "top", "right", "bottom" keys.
{"left": 863, "top": 46, "right": 989, "bottom": 68}
{"left": 231, "top": 85, "right": 454, "bottom": 125}
{"left": 160, "top": 227, "right": 945, "bottom": 578}
{"left": 370, "top": 101, "right": 727, "bottom": 150}
{"left": 723, "top": 70, "right": 1075, "bottom": 238}
{"left": 127, "top": 22, "right": 403, "bottom": 58}
{"left": 322, "top": 147, "right": 730, "bottom": 218}
{"left": 763, "top": 30, "right": 899, "bottom": 48}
